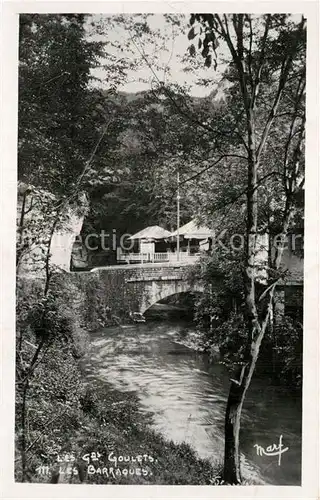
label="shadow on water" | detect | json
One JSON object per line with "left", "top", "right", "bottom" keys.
{"left": 82, "top": 301, "right": 302, "bottom": 486}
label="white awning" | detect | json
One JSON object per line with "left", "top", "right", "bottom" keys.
{"left": 170, "top": 219, "right": 213, "bottom": 239}
{"left": 129, "top": 225, "right": 172, "bottom": 240}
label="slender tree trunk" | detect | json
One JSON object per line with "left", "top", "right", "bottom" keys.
{"left": 206, "top": 12, "right": 304, "bottom": 486}
{"left": 224, "top": 107, "right": 260, "bottom": 482}
{"left": 223, "top": 366, "right": 245, "bottom": 483}
{"left": 223, "top": 319, "right": 269, "bottom": 483}
{"left": 223, "top": 194, "right": 296, "bottom": 483}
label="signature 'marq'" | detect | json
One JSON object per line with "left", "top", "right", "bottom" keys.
{"left": 254, "top": 435, "right": 289, "bottom": 466}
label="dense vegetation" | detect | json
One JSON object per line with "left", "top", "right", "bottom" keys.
{"left": 16, "top": 13, "right": 305, "bottom": 485}
{"left": 16, "top": 13, "right": 223, "bottom": 484}
{"left": 190, "top": 251, "right": 303, "bottom": 390}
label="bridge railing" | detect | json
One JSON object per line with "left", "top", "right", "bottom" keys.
{"left": 117, "top": 251, "right": 200, "bottom": 264}
{"left": 117, "top": 252, "right": 149, "bottom": 263}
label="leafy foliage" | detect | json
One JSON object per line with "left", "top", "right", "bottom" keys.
{"left": 191, "top": 251, "right": 302, "bottom": 389}
{"left": 15, "top": 13, "right": 305, "bottom": 485}
{"left": 270, "top": 317, "right": 303, "bottom": 389}
{"left": 19, "top": 14, "right": 107, "bottom": 195}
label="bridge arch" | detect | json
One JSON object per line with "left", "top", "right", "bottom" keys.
{"left": 140, "top": 281, "right": 203, "bottom": 314}
{"left": 85, "top": 264, "right": 204, "bottom": 322}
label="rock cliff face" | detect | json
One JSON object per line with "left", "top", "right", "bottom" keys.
{"left": 16, "top": 182, "right": 88, "bottom": 276}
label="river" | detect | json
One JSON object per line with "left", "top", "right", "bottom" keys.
{"left": 82, "top": 308, "right": 302, "bottom": 486}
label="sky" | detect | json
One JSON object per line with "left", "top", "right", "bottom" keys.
{"left": 87, "top": 13, "right": 304, "bottom": 98}
{"left": 87, "top": 14, "right": 229, "bottom": 97}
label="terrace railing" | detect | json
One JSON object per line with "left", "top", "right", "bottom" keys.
{"left": 117, "top": 251, "right": 200, "bottom": 264}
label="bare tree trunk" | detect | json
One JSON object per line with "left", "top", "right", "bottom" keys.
{"left": 223, "top": 191, "right": 298, "bottom": 483}
{"left": 224, "top": 90, "right": 259, "bottom": 479}
{"left": 223, "top": 317, "right": 269, "bottom": 483}
{"left": 223, "top": 366, "right": 245, "bottom": 483}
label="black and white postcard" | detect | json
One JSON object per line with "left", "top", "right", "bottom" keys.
{"left": 1, "top": 1, "right": 319, "bottom": 499}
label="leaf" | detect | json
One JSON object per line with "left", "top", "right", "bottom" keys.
{"left": 189, "top": 44, "right": 196, "bottom": 57}
{"left": 205, "top": 55, "right": 212, "bottom": 68}
{"left": 201, "top": 45, "right": 209, "bottom": 58}
{"left": 206, "top": 14, "right": 214, "bottom": 28}
{"left": 198, "top": 38, "right": 202, "bottom": 50}
{"left": 188, "top": 27, "right": 196, "bottom": 40}
{"left": 190, "top": 14, "right": 195, "bottom": 26}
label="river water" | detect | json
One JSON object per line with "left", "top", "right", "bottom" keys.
{"left": 82, "top": 310, "right": 302, "bottom": 486}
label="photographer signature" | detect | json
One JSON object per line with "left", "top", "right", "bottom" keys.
{"left": 254, "top": 435, "right": 289, "bottom": 466}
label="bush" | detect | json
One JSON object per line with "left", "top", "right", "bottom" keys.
{"left": 271, "top": 317, "right": 302, "bottom": 389}
{"left": 212, "top": 313, "right": 248, "bottom": 366}
{"left": 15, "top": 276, "right": 89, "bottom": 482}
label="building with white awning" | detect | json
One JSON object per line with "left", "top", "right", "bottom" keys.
{"left": 117, "top": 225, "right": 173, "bottom": 263}
{"left": 129, "top": 225, "right": 172, "bottom": 256}
{"left": 170, "top": 219, "right": 213, "bottom": 240}
{"left": 129, "top": 225, "right": 172, "bottom": 242}
{"left": 170, "top": 219, "right": 213, "bottom": 254}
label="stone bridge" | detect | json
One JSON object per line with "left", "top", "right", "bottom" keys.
{"left": 64, "top": 258, "right": 291, "bottom": 331}
{"left": 67, "top": 262, "right": 204, "bottom": 328}
{"left": 114, "top": 264, "right": 203, "bottom": 313}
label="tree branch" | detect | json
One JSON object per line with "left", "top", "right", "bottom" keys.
{"left": 256, "top": 17, "right": 306, "bottom": 164}
{"left": 216, "top": 15, "right": 250, "bottom": 115}
{"left": 282, "top": 75, "right": 305, "bottom": 184}
{"left": 180, "top": 154, "right": 248, "bottom": 185}
{"left": 250, "top": 15, "right": 271, "bottom": 110}
{"left": 246, "top": 15, "right": 253, "bottom": 89}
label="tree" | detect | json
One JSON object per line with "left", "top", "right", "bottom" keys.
{"left": 19, "top": 15, "right": 107, "bottom": 194}
{"left": 16, "top": 14, "right": 115, "bottom": 481}
{"left": 187, "top": 14, "right": 305, "bottom": 483}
